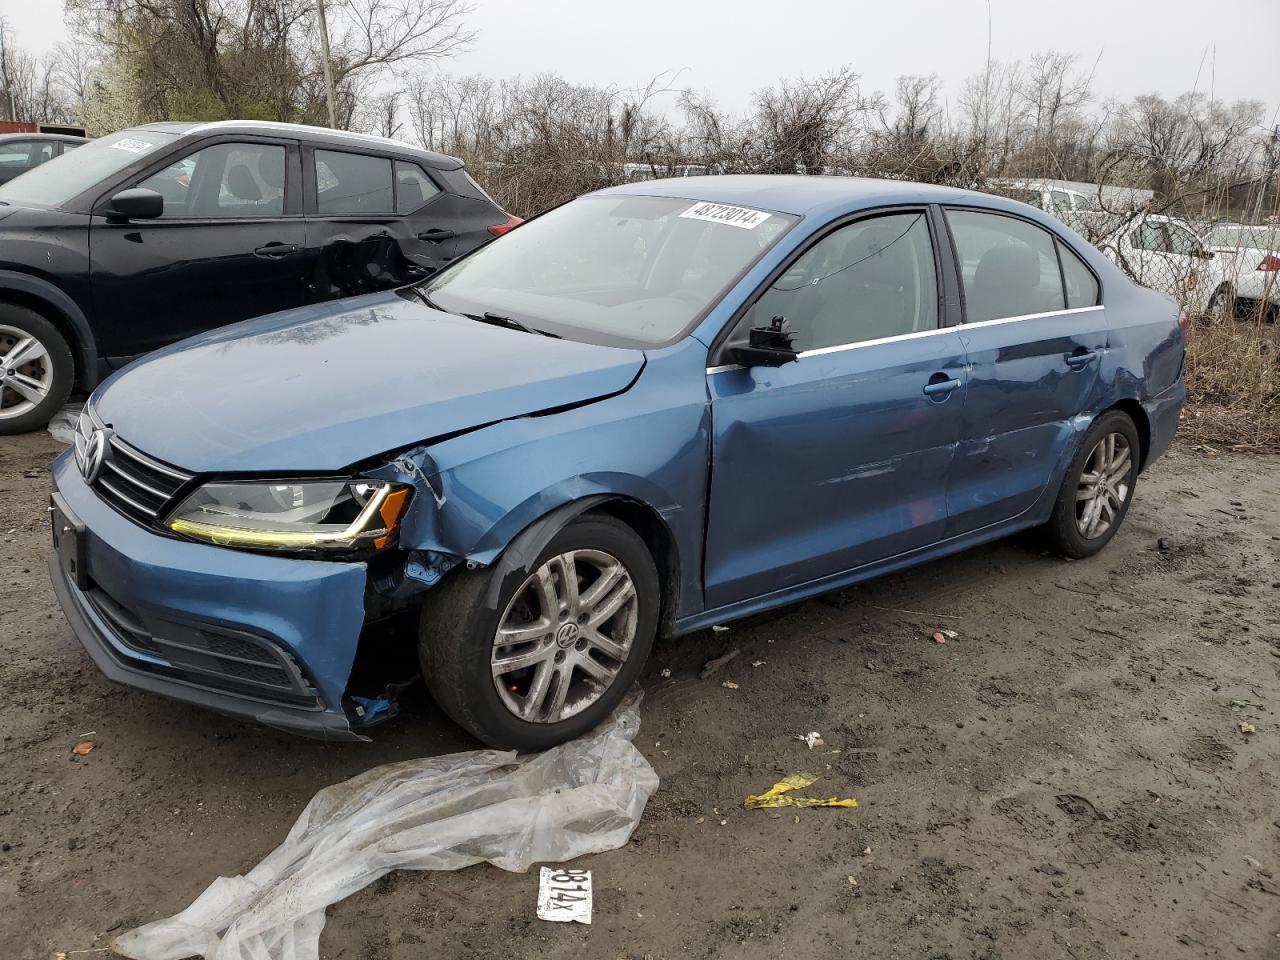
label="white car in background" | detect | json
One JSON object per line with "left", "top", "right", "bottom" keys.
{"left": 1097, "top": 214, "right": 1225, "bottom": 314}
{"left": 1203, "top": 223, "right": 1279, "bottom": 321}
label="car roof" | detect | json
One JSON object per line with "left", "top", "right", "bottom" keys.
{"left": 131, "top": 120, "right": 465, "bottom": 171}
{"left": 0, "top": 132, "right": 88, "bottom": 143}
{"left": 595, "top": 174, "right": 1040, "bottom": 219}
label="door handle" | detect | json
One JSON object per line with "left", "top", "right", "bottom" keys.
{"left": 417, "top": 228, "right": 456, "bottom": 242}
{"left": 254, "top": 242, "right": 298, "bottom": 259}
{"left": 1065, "top": 349, "right": 1098, "bottom": 369}
{"left": 923, "top": 375, "right": 962, "bottom": 399}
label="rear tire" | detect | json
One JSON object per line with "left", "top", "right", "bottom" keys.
{"left": 1208, "top": 283, "right": 1237, "bottom": 321}
{"left": 419, "top": 514, "right": 659, "bottom": 750}
{"left": 1043, "top": 410, "right": 1141, "bottom": 560}
{"left": 0, "top": 303, "right": 74, "bottom": 435}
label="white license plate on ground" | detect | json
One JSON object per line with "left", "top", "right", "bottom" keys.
{"left": 536, "top": 866, "right": 592, "bottom": 924}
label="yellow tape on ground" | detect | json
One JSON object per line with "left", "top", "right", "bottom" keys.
{"left": 743, "top": 772, "right": 858, "bottom": 810}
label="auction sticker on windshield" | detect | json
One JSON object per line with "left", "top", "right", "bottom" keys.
{"left": 680, "top": 201, "right": 772, "bottom": 229}
{"left": 110, "top": 138, "right": 155, "bottom": 153}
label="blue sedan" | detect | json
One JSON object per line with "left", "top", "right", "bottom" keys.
{"left": 48, "top": 176, "right": 1185, "bottom": 748}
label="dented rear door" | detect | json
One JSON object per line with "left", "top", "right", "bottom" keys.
{"left": 301, "top": 144, "right": 455, "bottom": 301}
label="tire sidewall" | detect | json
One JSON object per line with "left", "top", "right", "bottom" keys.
{"left": 430, "top": 515, "right": 659, "bottom": 750}
{"left": 0, "top": 304, "right": 74, "bottom": 435}
{"left": 1052, "top": 411, "right": 1141, "bottom": 558}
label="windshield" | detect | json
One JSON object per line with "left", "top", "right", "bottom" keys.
{"left": 423, "top": 194, "right": 798, "bottom": 347}
{"left": 0, "top": 129, "right": 178, "bottom": 208}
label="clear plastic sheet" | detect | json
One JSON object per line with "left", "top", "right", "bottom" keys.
{"left": 47, "top": 403, "right": 82, "bottom": 444}
{"left": 113, "top": 700, "right": 657, "bottom": 960}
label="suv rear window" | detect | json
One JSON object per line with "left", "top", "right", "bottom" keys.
{"left": 315, "top": 150, "right": 393, "bottom": 215}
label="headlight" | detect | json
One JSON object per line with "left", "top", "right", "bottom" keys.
{"left": 165, "top": 479, "right": 411, "bottom": 553}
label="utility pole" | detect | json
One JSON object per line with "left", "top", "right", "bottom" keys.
{"left": 315, "top": 0, "right": 339, "bottom": 129}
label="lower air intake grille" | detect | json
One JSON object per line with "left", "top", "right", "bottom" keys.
{"left": 84, "top": 586, "right": 320, "bottom": 708}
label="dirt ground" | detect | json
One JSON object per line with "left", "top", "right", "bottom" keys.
{"left": 2, "top": 429, "right": 1279, "bottom": 960}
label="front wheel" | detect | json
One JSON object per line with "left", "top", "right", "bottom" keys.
{"left": 1043, "top": 410, "right": 1141, "bottom": 559}
{"left": 420, "top": 514, "right": 659, "bottom": 750}
{"left": 0, "top": 304, "right": 74, "bottom": 435}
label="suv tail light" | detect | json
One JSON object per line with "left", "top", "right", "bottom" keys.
{"left": 1178, "top": 310, "right": 1190, "bottom": 343}
{"left": 1257, "top": 254, "right": 1280, "bottom": 272}
{"left": 487, "top": 213, "right": 523, "bottom": 237}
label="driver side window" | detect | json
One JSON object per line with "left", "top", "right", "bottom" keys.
{"left": 137, "top": 142, "right": 286, "bottom": 219}
{"left": 750, "top": 212, "right": 938, "bottom": 353}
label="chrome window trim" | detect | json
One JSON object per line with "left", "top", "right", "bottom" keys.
{"left": 705, "top": 304, "right": 1104, "bottom": 374}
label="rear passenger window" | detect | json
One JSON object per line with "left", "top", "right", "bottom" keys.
{"left": 393, "top": 161, "right": 441, "bottom": 213}
{"left": 1058, "top": 240, "right": 1099, "bottom": 308}
{"left": 751, "top": 211, "right": 938, "bottom": 352}
{"left": 946, "top": 209, "right": 1066, "bottom": 323}
{"left": 315, "top": 150, "right": 393, "bottom": 215}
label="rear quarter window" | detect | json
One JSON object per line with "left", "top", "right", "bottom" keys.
{"left": 1058, "top": 240, "right": 1100, "bottom": 307}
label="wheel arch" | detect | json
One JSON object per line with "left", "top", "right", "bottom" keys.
{"left": 0, "top": 270, "right": 99, "bottom": 390}
{"left": 477, "top": 493, "right": 682, "bottom": 638}
{"left": 1099, "top": 398, "right": 1152, "bottom": 471}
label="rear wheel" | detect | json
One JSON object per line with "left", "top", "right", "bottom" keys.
{"left": 1208, "top": 283, "right": 1237, "bottom": 321}
{"left": 1044, "top": 410, "right": 1141, "bottom": 559}
{"left": 419, "top": 514, "right": 658, "bottom": 750}
{"left": 0, "top": 303, "right": 74, "bottom": 435}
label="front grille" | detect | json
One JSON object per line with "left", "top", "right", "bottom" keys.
{"left": 83, "top": 584, "right": 320, "bottom": 708}
{"left": 75, "top": 408, "right": 194, "bottom": 526}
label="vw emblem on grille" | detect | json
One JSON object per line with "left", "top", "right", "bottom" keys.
{"left": 79, "top": 428, "right": 112, "bottom": 484}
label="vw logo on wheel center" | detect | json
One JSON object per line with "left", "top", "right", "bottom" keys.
{"left": 555, "top": 621, "right": 581, "bottom": 648}
{"left": 79, "top": 428, "right": 112, "bottom": 484}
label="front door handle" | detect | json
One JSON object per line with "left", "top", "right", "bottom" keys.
{"left": 1065, "top": 349, "right": 1098, "bottom": 370}
{"left": 417, "top": 228, "right": 456, "bottom": 242}
{"left": 923, "top": 375, "right": 962, "bottom": 399}
{"left": 253, "top": 242, "right": 298, "bottom": 259}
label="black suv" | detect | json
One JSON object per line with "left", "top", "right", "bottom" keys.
{"left": 0, "top": 121, "right": 519, "bottom": 433}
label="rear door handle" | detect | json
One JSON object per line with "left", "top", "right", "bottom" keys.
{"left": 417, "top": 228, "right": 456, "bottom": 242}
{"left": 253, "top": 242, "right": 298, "bottom": 259}
{"left": 923, "top": 376, "right": 962, "bottom": 398}
{"left": 1065, "top": 350, "right": 1098, "bottom": 369}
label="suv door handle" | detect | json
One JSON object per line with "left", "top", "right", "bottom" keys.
{"left": 1065, "top": 349, "right": 1098, "bottom": 369}
{"left": 417, "top": 228, "right": 456, "bottom": 242}
{"left": 253, "top": 242, "right": 298, "bottom": 259}
{"left": 923, "top": 374, "right": 962, "bottom": 399}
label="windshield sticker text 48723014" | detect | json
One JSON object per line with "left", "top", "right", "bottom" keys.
{"left": 680, "top": 201, "right": 772, "bottom": 230}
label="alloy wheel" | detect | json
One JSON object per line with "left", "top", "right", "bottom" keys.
{"left": 1075, "top": 431, "right": 1132, "bottom": 539}
{"left": 0, "top": 324, "right": 55, "bottom": 420}
{"left": 492, "top": 549, "right": 638, "bottom": 723}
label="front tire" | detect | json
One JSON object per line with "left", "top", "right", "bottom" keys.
{"left": 419, "top": 514, "right": 659, "bottom": 750}
{"left": 1044, "top": 410, "right": 1141, "bottom": 559}
{"left": 0, "top": 303, "right": 74, "bottom": 435}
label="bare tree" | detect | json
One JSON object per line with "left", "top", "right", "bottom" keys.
{"left": 65, "top": 0, "right": 473, "bottom": 129}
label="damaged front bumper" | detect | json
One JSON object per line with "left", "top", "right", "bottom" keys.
{"left": 49, "top": 450, "right": 371, "bottom": 741}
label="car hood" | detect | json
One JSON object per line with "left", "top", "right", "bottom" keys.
{"left": 93, "top": 290, "right": 645, "bottom": 473}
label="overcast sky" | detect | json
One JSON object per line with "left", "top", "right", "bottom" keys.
{"left": 3, "top": 0, "right": 1277, "bottom": 126}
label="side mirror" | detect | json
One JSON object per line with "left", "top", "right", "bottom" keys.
{"left": 108, "top": 187, "right": 164, "bottom": 220}
{"left": 725, "top": 315, "right": 799, "bottom": 368}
